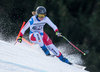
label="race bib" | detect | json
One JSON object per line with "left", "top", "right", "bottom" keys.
{"left": 32, "top": 26, "right": 42, "bottom": 30}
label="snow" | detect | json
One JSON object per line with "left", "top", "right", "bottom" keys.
{"left": 0, "top": 40, "right": 89, "bottom": 72}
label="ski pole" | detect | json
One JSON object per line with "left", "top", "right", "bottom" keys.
{"left": 15, "top": 21, "right": 26, "bottom": 45}
{"left": 61, "top": 35, "right": 86, "bottom": 55}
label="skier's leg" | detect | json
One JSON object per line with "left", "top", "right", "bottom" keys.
{"left": 47, "top": 44, "right": 72, "bottom": 64}
{"left": 43, "top": 32, "right": 72, "bottom": 64}
{"left": 29, "top": 32, "right": 50, "bottom": 56}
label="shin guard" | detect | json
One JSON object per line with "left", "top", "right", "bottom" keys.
{"left": 41, "top": 45, "right": 50, "bottom": 56}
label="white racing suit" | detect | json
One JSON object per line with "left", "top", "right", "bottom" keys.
{"left": 20, "top": 15, "right": 72, "bottom": 64}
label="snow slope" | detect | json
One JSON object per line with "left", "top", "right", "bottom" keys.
{"left": 0, "top": 40, "right": 89, "bottom": 72}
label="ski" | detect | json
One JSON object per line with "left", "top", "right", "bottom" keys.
{"left": 72, "top": 64, "right": 86, "bottom": 70}
{"left": 46, "top": 54, "right": 56, "bottom": 57}
{"left": 49, "top": 54, "right": 56, "bottom": 57}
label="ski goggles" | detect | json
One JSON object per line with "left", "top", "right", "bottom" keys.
{"left": 38, "top": 14, "right": 46, "bottom": 18}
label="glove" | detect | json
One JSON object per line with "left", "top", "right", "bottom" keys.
{"left": 56, "top": 31, "right": 62, "bottom": 37}
{"left": 17, "top": 36, "right": 22, "bottom": 43}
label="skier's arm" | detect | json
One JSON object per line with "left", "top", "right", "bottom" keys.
{"left": 46, "top": 17, "right": 62, "bottom": 37}
{"left": 17, "top": 21, "right": 30, "bottom": 43}
{"left": 20, "top": 17, "right": 33, "bottom": 36}
{"left": 46, "top": 17, "right": 58, "bottom": 32}
{"left": 20, "top": 21, "right": 30, "bottom": 36}
{"left": 17, "top": 18, "right": 31, "bottom": 43}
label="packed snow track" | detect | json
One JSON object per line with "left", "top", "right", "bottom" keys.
{"left": 0, "top": 40, "right": 89, "bottom": 72}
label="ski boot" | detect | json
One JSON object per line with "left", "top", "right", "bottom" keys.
{"left": 58, "top": 54, "right": 72, "bottom": 65}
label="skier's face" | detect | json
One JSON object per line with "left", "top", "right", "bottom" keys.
{"left": 38, "top": 14, "right": 45, "bottom": 21}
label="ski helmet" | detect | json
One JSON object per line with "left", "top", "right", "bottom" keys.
{"left": 36, "top": 6, "right": 46, "bottom": 15}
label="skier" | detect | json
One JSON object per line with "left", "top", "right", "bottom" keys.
{"left": 17, "top": 6, "right": 72, "bottom": 65}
